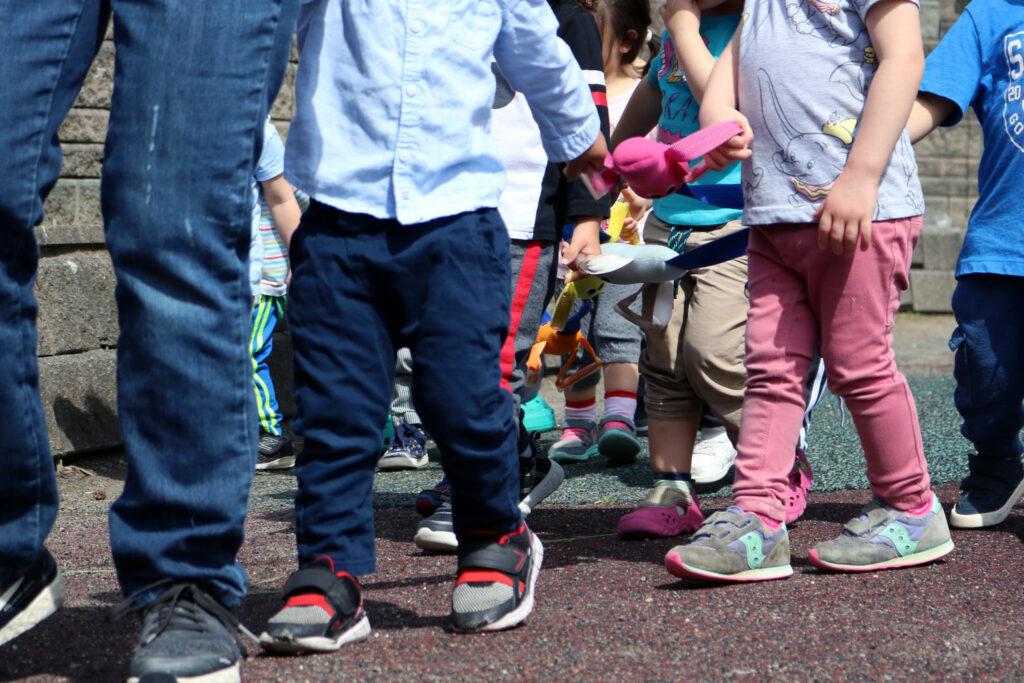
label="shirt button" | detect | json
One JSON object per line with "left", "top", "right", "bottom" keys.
{"left": 405, "top": 84, "right": 416, "bottom": 97}
{"left": 410, "top": 20, "right": 422, "bottom": 33}
{"left": 399, "top": 151, "right": 410, "bottom": 163}
{"left": 401, "top": 190, "right": 410, "bottom": 200}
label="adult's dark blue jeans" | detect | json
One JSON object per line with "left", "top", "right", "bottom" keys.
{"left": 288, "top": 202, "right": 523, "bottom": 576}
{"left": 0, "top": 0, "right": 297, "bottom": 606}
{"left": 950, "top": 274, "right": 1024, "bottom": 464}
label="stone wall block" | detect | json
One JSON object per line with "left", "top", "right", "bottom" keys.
{"left": 77, "top": 41, "right": 115, "bottom": 108}
{"left": 922, "top": 228, "right": 966, "bottom": 270}
{"left": 59, "top": 109, "right": 110, "bottom": 144}
{"left": 920, "top": 0, "right": 941, "bottom": 39}
{"left": 910, "top": 269, "right": 957, "bottom": 312}
{"left": 39, "top": 349, "right": 121, "bottom": 456}
{"left": 270, "top": 63, "right": 297, "bottom": 120}
{"left": 42, "top": 182, "right": 78, "bottom": 228}
{"left": 35, "top": 251, "right": 119, "bottom": 357}
{"left": 60, "top": 143, "right": 106, "bottom": 178}
{"left": 77, "top": 180, "right": 104, "bottom": 227}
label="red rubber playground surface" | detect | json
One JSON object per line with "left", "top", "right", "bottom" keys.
{"left": 4, "top": 314, "right": 1024, "bottom": 681}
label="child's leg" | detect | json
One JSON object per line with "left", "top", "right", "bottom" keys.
{"left": 810, "top": 217, "right": 929, "bottom": 511}
{"left": 732, "top": 226, "right": 821, "bottom": 523}
{"left": 287, "top": 205, "right": 398, "bottom": 576}
{"left": 251, "top": 294, "right": 283, "bottom": 435}
{"left": 403, "top": 210, "right": 522, "bottom": 540}
{"left": 949, "top": 274, "right": 1024, "bottom": 526}
{"left": 390, "top": 347, "right": 421, "bottom": 426}
{"left": 679, "top": 223, "right": 749, "bottom": 483}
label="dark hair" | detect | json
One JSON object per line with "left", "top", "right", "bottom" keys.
{"left": 593, "top": 0, "right": 659, "bottom": 68}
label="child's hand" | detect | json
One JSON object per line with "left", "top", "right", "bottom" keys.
{"left": 564, "top": 133, "right": 609, "bottom": 180}
{"left": 621, "top": 186, "right": 652, "bottom": 222}
{"left": 660, "top": 0, "right": 701, "bottom": 37}
{"left": 562, "top": 216, "right": 602, "bottom": 281}
{"left": 813, "top": 170, "right": 879, "bottom": 254}
{"left": 698, "top": 106, "right": 753, "bottom": 170}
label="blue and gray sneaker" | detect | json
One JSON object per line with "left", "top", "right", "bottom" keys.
{"left": 809, "top": 493, "right": 954, "bottom": 572}
{"left": 665, "top": 507, "right": 793, "bottom": 582}
{"left": 521, "top": 395, "right": 557, "bottom": 433}
{"left": 112, "top": 582, "right": 249, "bottom": 683}
{"left": 949, "top": 454, "right": 1024, "bottom": 528}
{"left": 0, "top": 549, "right": 65, "bottom": 647}
{"left": 378, "top": 419, "right": 429, "bottom": 471}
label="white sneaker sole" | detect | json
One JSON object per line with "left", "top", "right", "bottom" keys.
{"left": 377, "top": 454, "right": 428, "bottom": 471}
{"left": 259, "top": 613, "right": 372, "bottom": 654}
{"left": 949, "top": 476, "right": 1024, "bottom": 528}
{"left": 0, "top": 568, "right": 65, "bottom": 647}
{"left": 414, "top": 527, "right": 458, "bottom": 553}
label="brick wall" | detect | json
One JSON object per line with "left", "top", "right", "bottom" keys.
{"left": 35, "top": 3, "right": 978, "bottom": 455}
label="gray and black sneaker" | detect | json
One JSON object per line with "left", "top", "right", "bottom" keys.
{"left": 0, "top": 549, "right": 65, "bottom": 647}
{"left": 112, "top": 581, "right": 250, "bottom": 683}
{"left": 451, "top": 523, "right": 542, "bottom": 632}
{"left": 950, "top": 454, "right": 1024, "bottom": 528}
{"left": 256, "top": 430, "right": 295, "bottom": 471}
{"left": 414, "top": 502, "right": 457, "bottom": 553}
{"left": 260, "top": 557, "right": 371, "bottom": 654}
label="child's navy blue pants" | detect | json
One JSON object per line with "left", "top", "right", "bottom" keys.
{"left": 287, "top": 201, "right": 522, "bottom": 575}
{"left": 950, "top": 274, "right": 1024, "bottom": 465}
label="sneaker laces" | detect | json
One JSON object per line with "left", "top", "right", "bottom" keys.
{"left": 109, "top": 580, "right": 258, "bottom": 652}
{"left": 394, "top": 421, "right": 425, "bottom": 450}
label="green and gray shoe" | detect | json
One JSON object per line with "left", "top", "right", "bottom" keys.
{"left": 808, "top": 493, "right": 954, "bottom": 572}
{"left": 665, "top": 507, "right": 793, "bottom": 582}
{"left": 549, "top": 419, "right": 598, "bottom": 463}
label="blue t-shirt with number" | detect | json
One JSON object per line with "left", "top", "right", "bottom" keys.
{"left": 919, "top": 0, "right": 1024, "bottom": 278}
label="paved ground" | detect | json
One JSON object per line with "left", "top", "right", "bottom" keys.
{"left": 7, "top": 312, "right": 1024, "bottom": 682}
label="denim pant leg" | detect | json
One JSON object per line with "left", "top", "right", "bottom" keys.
{"left": 103, "top": 0, "right": 298, "bottom": 606}
{"left": 0, "top": 0, "right": 110, "bottom": 582}
{"left": 951, "top": 275, "right": 1024, "bottom": 463}
{"left": 252, "top": 295, "right": 283, "bottom": 435}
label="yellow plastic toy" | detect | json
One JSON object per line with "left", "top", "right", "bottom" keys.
{"left": 549, "top": 202, "right": 636, "bottom": 331}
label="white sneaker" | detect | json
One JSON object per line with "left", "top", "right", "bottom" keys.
{"left": 690, "top": 427, "right": 737, "bottom": 484}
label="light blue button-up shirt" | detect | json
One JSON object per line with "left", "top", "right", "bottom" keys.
{"left": 285, "top": 0, "right": 602, "bottom": 226}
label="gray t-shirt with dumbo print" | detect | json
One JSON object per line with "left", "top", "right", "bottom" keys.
{"left": 736, "top": 0, "right": 924, "bottom": 225}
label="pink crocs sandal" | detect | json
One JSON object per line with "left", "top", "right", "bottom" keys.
{"left": 785, "top": 449, "right": 814, "bottom": 525}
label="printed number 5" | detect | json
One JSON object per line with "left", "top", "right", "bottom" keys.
{"left": 1009, "top": 37, "right": 1024, "bottom": 80}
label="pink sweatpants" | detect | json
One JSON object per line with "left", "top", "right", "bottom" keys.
{"left": 732, "top": 218, "right": 930, "bottom": 523}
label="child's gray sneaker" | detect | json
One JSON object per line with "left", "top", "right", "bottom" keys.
{"left": 112, "top": 581, "right": 248, "bottom": 683}
{"left": 664, "top": 507, "right": 793, "bottom": 582}
{"left": 548, "top": 419, "right": 598, "bottom": 463}
{"left": 808, "top": 493, "right": 954, "bottom": 572}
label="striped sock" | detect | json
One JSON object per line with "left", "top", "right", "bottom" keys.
{"left": 603, "top": 391, "right": 637, "bottom": 422}
{"left": 653, "top": 471, "right": 692, "bottom": 492}
{"left": 564, "top": 397, "right": 597, "bottom": 423}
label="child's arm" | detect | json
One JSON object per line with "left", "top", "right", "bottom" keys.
{"left": 260, "top": 174, "right": 302, "bottom": 249}
{"left": 610, "top": 78, "right": 662, "bottom": 149}
{"left": 697, "top": 28, "right": 753, "bottom": 170}
{"left": 815, "top": 0, "right": 924, "bottom": 255}
{"left": 907, "top": 92, "right": 957, "bottom": 144}
{"left": 660, "top": 0, "right": 717, "bottom": 105}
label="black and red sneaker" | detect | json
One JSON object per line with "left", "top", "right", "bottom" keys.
{"left": 450, "top": 523, "right": 543, "bottom": 632}
{"left": 259, "top": 557, "right": 370, "bottom": 654}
